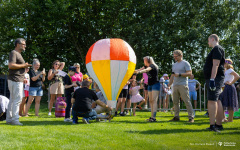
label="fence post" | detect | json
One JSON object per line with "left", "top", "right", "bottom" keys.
{"left": 204, "top": 83, "right": 206, "bottom": 111}
{"left": 199, "top": 84, "right": 201, "bottom": 112}
{"left": 4, "top": 74, "right": 7, "bottom": 96}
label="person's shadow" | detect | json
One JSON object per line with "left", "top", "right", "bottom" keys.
{"left": 126, "top": 127, "right": 240, "bottom": 135}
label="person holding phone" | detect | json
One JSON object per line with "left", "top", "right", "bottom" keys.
{"left": 24, "top": 59, "right": 46, "bottom": 117}
{"left": 48, "top": 60, "right": 65, "bottom": 116}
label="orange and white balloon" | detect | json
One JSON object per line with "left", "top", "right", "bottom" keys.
{"left": 86, "top": 38, "right": 136, "bottom": 108}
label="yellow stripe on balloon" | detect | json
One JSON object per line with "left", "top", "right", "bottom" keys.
{"left": 116, "top": 61, "right": 136, "bottom": 99}
{"left": 91, "top": 60, "right": 112, "bottom": 100}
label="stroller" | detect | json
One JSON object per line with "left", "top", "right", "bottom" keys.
{"left": 0, "top": 95, "right": 9, "bottom": 121}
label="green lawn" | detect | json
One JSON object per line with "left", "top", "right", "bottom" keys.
{"left": 0, "top": 102, "right": 239, "bottom": 150}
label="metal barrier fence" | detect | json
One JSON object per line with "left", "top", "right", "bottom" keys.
{"left": 123, "top": 80, "right": 202, "bottom": 114}
{"left": 7, "top": 74, "right": 236, "bottom": 114}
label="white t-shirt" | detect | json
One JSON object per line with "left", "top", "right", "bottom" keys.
{"left": 24, "top": 73, "right": 30, "bottom": 91}
{"left": 123, "top": 83, "right": 129, "bottom": 89}
{"left": 224, "top": 68, "right": 234, "bottom": 83}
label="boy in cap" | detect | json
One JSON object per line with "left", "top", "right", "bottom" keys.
{"left": 63, "top": 66, "right": 77, "bottom": 122}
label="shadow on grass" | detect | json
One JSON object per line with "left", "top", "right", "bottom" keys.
{"left": 114, "top": 117, "right": 210, "bottom": 126}
{"left": 219, "top": 131, "right": 240, "bottom": 135}
{"left": 126, "top": 127, "right": 239, "bottom": 134}
{"left": 0, "top": 120, "right": 103, "bottom": 126}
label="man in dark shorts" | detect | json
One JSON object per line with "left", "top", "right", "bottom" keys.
{"left": 204, "top": 34, "right": 225, "bottom": 132}
{"left": 7, "top": 38, "right": 32, "bottom": 125}
{"left": 71, "top": 80, "right": 112, "bottom": 124}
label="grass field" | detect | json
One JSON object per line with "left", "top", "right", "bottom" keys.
{"left": 0, "top": 102, "right": 239, "bottom": 150}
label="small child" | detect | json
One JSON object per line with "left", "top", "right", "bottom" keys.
{"left": 159, "top": 77, "right": 167, "bottom": 112}
{"left": 83, "top": 74, "right": 93, "bottom": 89}
{"left": 219, "top": 59, "right": 240, "bottom": 122}
{"left": 19, "top": 67, "right": 30, "bottom": 116}
{"left": 129, "top": 79, "right": 145, "bottom": 116}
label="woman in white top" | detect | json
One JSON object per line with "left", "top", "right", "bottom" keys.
{"left": 218, "top": 59, "right": 240, "bottom": 122}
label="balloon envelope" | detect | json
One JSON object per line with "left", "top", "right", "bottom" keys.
{"left": 86, "top": 38, "right": 136, "bottom": 108}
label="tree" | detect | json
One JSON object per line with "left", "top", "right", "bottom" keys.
{"left": 0, "top": 0, "right": 239, "bottom": 84}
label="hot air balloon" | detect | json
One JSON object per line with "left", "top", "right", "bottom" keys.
{"left": 86, "top": 38, "right": 136, "bottom": 110}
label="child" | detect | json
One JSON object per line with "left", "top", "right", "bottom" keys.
{"left": 63, "top": 66, "right": 77, "bottom": 122}
{"left": 159, "top": 77, "right": 167, "bottom": 112}
{"left": 116, "top": 82, "right": 129, "bottom": 116}
{"left": 19, "top": 67, "right": 30, "bottom": 116}
{"left": 219, "top": 59, "right": 240, "bottom": 122}
{"left": 129, "top": 79, "right": 145, "bottom": 116}
{"left": 83, "top": 74, "right": 93, "bottom": 89}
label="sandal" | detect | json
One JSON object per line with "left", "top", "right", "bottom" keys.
{"left": 137, "top": 106, "right": 142, "bottom": 110}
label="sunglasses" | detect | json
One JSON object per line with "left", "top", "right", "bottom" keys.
{"left": 225, "top": 60, "right": 232, "bottom": 64}
{"left": 173, "top": 55, "right": 179, "bottom": 58}
{"left": 55, "top": 64, "right": 60, "bottom": 66}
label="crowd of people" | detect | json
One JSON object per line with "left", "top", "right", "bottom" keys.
{"left": 3, "top": 35, "right": 240, "bottom": 132}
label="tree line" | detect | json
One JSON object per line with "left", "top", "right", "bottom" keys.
{"left": 0, "top": 0, "right": 239, "bottom": 84}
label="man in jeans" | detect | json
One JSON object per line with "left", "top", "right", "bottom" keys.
{"left": 71, "top": 80, "right": 112, "bottom": 124}
{"left": 7, "top": 38, "right": 32, "bottom": 125}
{"left": 167, "top": 50, "right": 194, "bottom": 123}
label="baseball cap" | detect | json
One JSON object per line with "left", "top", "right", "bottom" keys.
{"left": 83, "top": 74, "right": 89, "bottom": 79}
{"left": 163, "top": 74, "right": 168, "bottom": 77}
{"left": 68, "top": 66, "right": 76, "bottom": 72}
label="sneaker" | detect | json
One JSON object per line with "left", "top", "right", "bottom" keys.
{"left": 125, "top": 111, "right": 129, "bottom": 115}
{"left": 119, "top": 112, "right": 126, "bottom": 116}
{"left": 146, "top": 117, "right": 153, "bottom": 121}
{"left": 215, "top": 124, "right": 224, "bottom": 130}
{"left": 188, "top": 118, "right": 194, "bottom": 123}
{"left": 48, "top": 112, "right": 51, "bottom": 116}
{"left": 169, "top": 117, "right": 180, "bottom": 121}
{"left": 96, "top": 118, "right": 101, "bottom": 122}
{"left": 148, "top": 118, "right": 157, "bottom": 122}
{"left": 11, "top": 121, "right": 23, "bottom": 126}
{"left": 206, "top": 126, "right": 220, "bottom": 132}
{"left": 144, "top": 105, "right": 148, "bottom": 110}
{"left": 82, "top": 118, "right": 89, "bottom": 124}
{"left": 64, "top": 118, "right": 73, "bottom": 122}
{"left": 72, "top": 120, "right": 78, "bottom": 124}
